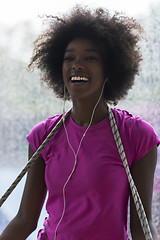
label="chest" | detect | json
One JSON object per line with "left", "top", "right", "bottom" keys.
{"left": 44, "top": 125, "right": 129, "bottom": 198}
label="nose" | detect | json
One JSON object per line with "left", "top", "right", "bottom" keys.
{"left": 72, "top": 59, "right": 85, "bottom": 70}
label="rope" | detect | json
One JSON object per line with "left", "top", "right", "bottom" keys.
{"left": 108, "top": 107, "right": 153, "bottom": 240}
{"left": 0, "top": 106, "right": 153, "bottom": 240}
{"left": 0, "top": 110, "right": 71, "bottom": 207}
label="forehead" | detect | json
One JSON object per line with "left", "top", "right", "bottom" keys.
{"left": 65, "top": 37, "right": 99, "bottom": 52}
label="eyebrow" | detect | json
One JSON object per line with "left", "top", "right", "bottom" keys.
{"left": 65, "top": 48, "right": 98, "bottom": 53}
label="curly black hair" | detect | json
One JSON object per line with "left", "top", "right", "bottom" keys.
{"left": 28, "top": 5, "right": 144, "bottom": 104}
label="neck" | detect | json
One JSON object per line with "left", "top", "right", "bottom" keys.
{"left": 71, "top": 97, "right": 108, "bottom": 127}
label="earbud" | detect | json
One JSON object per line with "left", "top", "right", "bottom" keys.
{"left": 104, "top": 78, "right": 107, "bottom": 84}
{"left": 63, "top": 84, "right": 66, "bottom": 122}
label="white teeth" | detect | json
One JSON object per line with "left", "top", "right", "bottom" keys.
{"left": 71, "top": 76, "right": 89, "bottom": 81}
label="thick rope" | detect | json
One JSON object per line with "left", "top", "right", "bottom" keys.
{"left": 0, "top": 107, "right": 153, "bottom": 240}
{"left": 0, "top": 110, "right": 71, "bottom": 207}
{"left": 108, "top": 107, "right": 153, "bottom": 240}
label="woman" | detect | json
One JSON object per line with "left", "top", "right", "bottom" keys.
{"left": 0, "top": 6, "right": 159, "bottom": 240}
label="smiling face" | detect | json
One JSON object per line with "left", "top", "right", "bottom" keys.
{"left": 62, "top": 38, "right": 106, "bottom": 101}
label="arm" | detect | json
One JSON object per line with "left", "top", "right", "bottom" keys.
{"left": 0, "top": 145, "right": 47, "bottom": 240}
{"left": 130, "top": 145, "right": 159, "bottom": 240}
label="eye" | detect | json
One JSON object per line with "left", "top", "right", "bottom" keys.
{"left": 86, "top": 56, "right": 98, "bottom": 61}
{"left": 63, "top": 55, "right": 74, "bottom": 62}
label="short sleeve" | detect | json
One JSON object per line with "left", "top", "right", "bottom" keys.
{"left": 26, "top": 114, "right": 63, "bottom": 160}
{"left": 27, "top": 121, "right": 46, "bottom": 155}
{"left": 130, "top": 117, "right": 160, "bottom": 163}
{"left": 113, "top": 108, "right": 160, "bottom": 165}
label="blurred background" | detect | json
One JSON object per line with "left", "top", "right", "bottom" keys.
{"left": 0, "top": 0, "right": 160, "bottom": 239}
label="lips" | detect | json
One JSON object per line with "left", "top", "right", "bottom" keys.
{"left": 70, "top": 76, "right": 89, "bottom": 83}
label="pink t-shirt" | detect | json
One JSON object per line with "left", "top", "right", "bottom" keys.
{"left": 27, "top": 108, "right": 160, "bottom": 240}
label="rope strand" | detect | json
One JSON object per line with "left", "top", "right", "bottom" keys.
{"left": 0, "top": 110, "right": 71, "bottom": 207}
{"left": 108, "top": 108, "right": 153, "bottom": 240}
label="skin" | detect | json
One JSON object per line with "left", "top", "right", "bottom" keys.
{"left": 62, "top": 38, "right": 108, "bottom": 127}
{"left": 0, "top": 37, "right": 158, "bottom": 240}
{"left": 0, "top": 146, "right": 47, "bottom": 240}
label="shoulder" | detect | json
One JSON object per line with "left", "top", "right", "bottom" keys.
{"left": 43, "top": 113, "right": 63, "bottom": 135}
{"left": 30, "top": 113, "right": 63, "bottom": 136}
{"left": 27, "top": 113, "right": 63, "bottom": 152}
{"left": 112, "top": 108, "right": 160, "bottom": 163}
{"left": 112, "top": 108, "right": 158, "bottom": 136}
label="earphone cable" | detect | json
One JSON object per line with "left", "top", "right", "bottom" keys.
{"left": 54, "top": 80, "right": 107, "bottom": 239}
